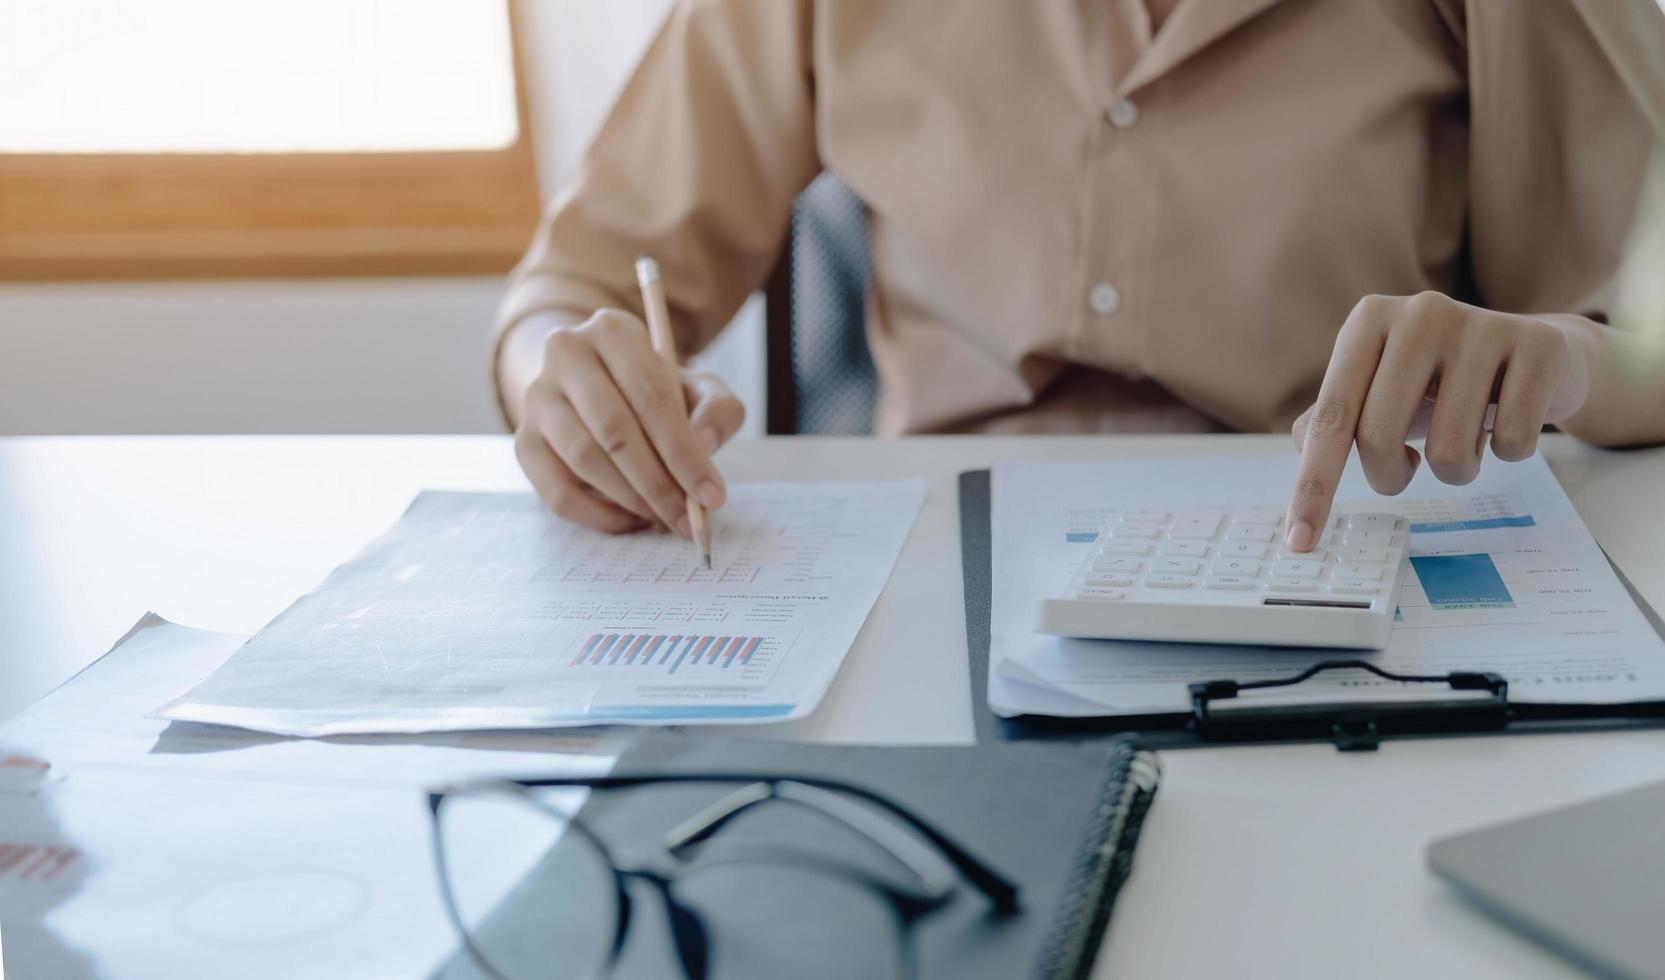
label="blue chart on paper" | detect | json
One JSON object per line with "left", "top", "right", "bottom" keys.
{"left": 1408, "top": 515, "right": 1536, "bottom": 534}
{"left": 1409, "top": 554, "right": 1515, "bottom": 610}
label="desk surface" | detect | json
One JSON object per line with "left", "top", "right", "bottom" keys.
{"left": 4, "top": 433, "right": 1665, "bottom": 979}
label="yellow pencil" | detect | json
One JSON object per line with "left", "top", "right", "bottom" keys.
{"left": 635, "top": 256, "right": 713, "bottom": 568}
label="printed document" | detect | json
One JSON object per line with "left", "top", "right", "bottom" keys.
{"left": 0, "top": 616, "right": 619, "bottom": 979}
{"left": 160, "top": 481, "right": 925, "bottom": 735}
{"left": 989, "top": 454, "right": 1665, "bottom": 717}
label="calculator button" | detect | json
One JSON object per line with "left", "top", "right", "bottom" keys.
{"left": 1275, "top": 543, "right": 1329, "bottom": 561}
{"left": 1224, "top": 524, "right": 1275, "bottom": 543}
{"left": 1232, "top": 508, "right": 1282, "bottom": 526}
{"left": 1099, "top": 540, "right": 1151, "bottom": 556}
{"left": 1091, "top": 557, "right": 1142, "bottom": 574}
{"left": 1159, "top": 539, "right": 1210, "bottom": 557}
{"left": 1108, "top": 521, "right": 1163, "bottom": 539}
{"left": 1268, "top": 578, "right": 1317, "bottom": 593}
{"left": 1205, "top": 576, "right": 1256, "bottom": 590}
{"left": 1152, "top": 557, "right": 1202, "bottom": 576}
{"left": 1271, "top": 559, "right": 1322, "bottom": 579}
{"left": 1124, "top": 509, "right": 1170, "bottom": 523}
{"left": 1217, "top": 541, "right": 1268, "bottom": 560}
{"left": 1336, "top": 544, "right": 1388, "bottom": 563}
{"left": 1329, "top": 578, "right": 1381, "bottom": 595}
{"left": 1334, "top": 562, "right": 1383, "bottom": 581}
{"left": 1346, "top": 512, "right": 1397, "bottom": 530}
{"left": 1170, "top": 510, "right": 1225, "bottom": 538}
{"left": 1084, "top": 573, "right": 1134, "bottom": 587}
{"left": 1076, "top": 587, "right": 1127, "bottom": 600}
{"left": 1142, "top": 575, "right": 1195, "bottom": 589}
{"left": 1210, "top": 558, "right": 1263, "bottom": 578}
{"left": 1341, "top": 528, "right": 1392, "bottom": 546}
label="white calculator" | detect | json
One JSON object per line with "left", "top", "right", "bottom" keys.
{"left": 1034, "top": 506, "right": 1411, "bottom": 649}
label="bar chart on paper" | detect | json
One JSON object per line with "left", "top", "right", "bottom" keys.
{"left": 1394, "top": 492, "right": 1537, "bottom": 625}
{"left": 566, "top": 631, "right": 777, "bottom": 676}
{"left": 556, "top": 626, "right": 801, "bottom": 722}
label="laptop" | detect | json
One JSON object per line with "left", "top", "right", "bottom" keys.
{"left": 1428, "top": 780, "right": 1665, "bottom": 980}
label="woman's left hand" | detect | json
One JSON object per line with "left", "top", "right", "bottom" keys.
{"left": 1284, "top": 291, "right": 1595, "bottom": 552}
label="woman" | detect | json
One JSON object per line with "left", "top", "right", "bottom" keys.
{"left": 493, "top": 0, "right": 1665, "bottom": 552}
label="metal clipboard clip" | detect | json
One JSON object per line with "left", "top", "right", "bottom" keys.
{"left": 1188, "top": 660, "right": 1510, "bottom": 751}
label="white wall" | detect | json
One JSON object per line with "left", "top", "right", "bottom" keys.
{"left": 0, "top": 0, "right": 765, "bottom": 436}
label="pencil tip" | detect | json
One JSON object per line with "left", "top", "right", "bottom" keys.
{"left": 704, "top": 553, "right": 712, "bottom": 569}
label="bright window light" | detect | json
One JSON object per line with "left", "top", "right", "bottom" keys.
{"left": 0, "top": 0, "right": 518, "bottom": 153}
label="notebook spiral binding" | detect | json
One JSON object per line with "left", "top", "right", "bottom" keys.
{"left": 1034, "top": 738, "right": 1163, "bottom": 980}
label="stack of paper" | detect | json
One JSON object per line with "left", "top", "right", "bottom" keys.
{"left": 989, "top": 454, "right": 1665, "bottom": 718}
{"left": 160, "top": 480, "right": 925, "bottom": 735}
{"left": 0, "top": 617, "right": 621, "bottom": 979}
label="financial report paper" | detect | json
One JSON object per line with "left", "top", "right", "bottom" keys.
{"left": 159, "top": 480, "right": 926, "bottom": 735}
{"left": 2, "top": 617, "right": 619, "bottom": 979}
{"left": 988, "top": 454, "right": 1665, "bottom": 718}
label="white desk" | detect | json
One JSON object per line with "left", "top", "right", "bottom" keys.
{"left": 4, "top": 433, "right": 1664, "bottom": 978}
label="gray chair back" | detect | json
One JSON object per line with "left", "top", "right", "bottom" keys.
{"left": 764, "top": 172, "right": 877, "bottom": 435}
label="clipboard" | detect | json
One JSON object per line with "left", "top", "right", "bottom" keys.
{"left": 959, "top": 469, "right": 1665, "bottom": 750}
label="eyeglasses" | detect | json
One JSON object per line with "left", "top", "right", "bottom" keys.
{"left": 427, "top": 772, "right": 1021, "bottom": 980}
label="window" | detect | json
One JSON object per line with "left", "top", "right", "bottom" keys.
{"left": 0, "top": 0, "right": 541, "bottom": 279}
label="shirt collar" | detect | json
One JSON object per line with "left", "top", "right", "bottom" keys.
{"left": 1117, "top": 0, "right": 1292, "bottom": 96}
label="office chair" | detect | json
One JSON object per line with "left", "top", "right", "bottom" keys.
{"left": 764, "top": 172, "right": 878, "bottom": 435}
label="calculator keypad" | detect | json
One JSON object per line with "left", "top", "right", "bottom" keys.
{"left": 1072, "top": 506, "right": 1407, "bottom": 602}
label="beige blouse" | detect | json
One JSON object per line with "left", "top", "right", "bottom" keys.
{"left": 496, "top": 0, "right": 1665, "bottom": 436}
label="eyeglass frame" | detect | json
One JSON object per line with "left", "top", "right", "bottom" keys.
{"left": 426, "top": 771, "right": 1023, "bottom": 980}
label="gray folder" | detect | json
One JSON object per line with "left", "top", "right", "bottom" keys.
{"left": 583, "top": 732, "right": 1161, "bottom": 980}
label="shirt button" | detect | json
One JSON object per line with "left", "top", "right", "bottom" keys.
{"left": 1089, "top": 282, "right": 1122, "bottom": 315}
{"left": 1108, "top": 99, "right": 1139, "bottom": 129}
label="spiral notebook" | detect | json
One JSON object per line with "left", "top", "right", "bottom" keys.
{"left": 546, "top": 731, "right": 1162, "bottom": 980}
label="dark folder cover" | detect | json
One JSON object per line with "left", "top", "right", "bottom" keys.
{"left": 584, "top": 731, "right": 1160, "bottom": 980}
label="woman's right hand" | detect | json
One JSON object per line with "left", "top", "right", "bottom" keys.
{"left": 510, "top": 308, "right": 745, "bottom": 535}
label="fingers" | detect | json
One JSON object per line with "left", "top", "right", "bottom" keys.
{"left": 1352, "top": 330, "right": 1435, "bottom": 495}
{"left": 514, "top": 427, "right": 646, "bottom": 535}
{"left": 1287, "top": 293, "right": 1582, "bottom": 539}
{"left": 519, "top": 309, "right": 741, "bottom": 537}
{"left": 553, "top": 340, "right": 692, "bottom": 535}
{"left": 1286, "top": 297, "right": 1390, "bottom": 551}
{"left": 526, "top": 387, "right": 657, "bottom": 523}
{"left": 685, "top": 372, "right": 746, "bottom": 454}
{"left": 1424, "top": 344, "right": 1502, "bottom": 485}
{"left": 1490, "top": 332, "right": 1564, "bottom": 462}
{"left": 590, "top": 322, "right": 727, "bottom": 513}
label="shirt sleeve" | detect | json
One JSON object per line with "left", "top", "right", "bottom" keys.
{"left": 493, "top": 0, "right": 819, "bottom": 369}
{"left": 1456, "top": 0, "right": 1665, "bottom": 320}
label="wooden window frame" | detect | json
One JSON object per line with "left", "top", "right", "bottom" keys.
{"left": 0, "top": 2, "right": 541, "bottom": 281}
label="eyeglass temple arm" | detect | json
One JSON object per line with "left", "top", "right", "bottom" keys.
{"left": 662, "top": 781, "right": 959, "bottom": 897}
{"left": 502, "top": 773, "right": 1020, "bottom": 912}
